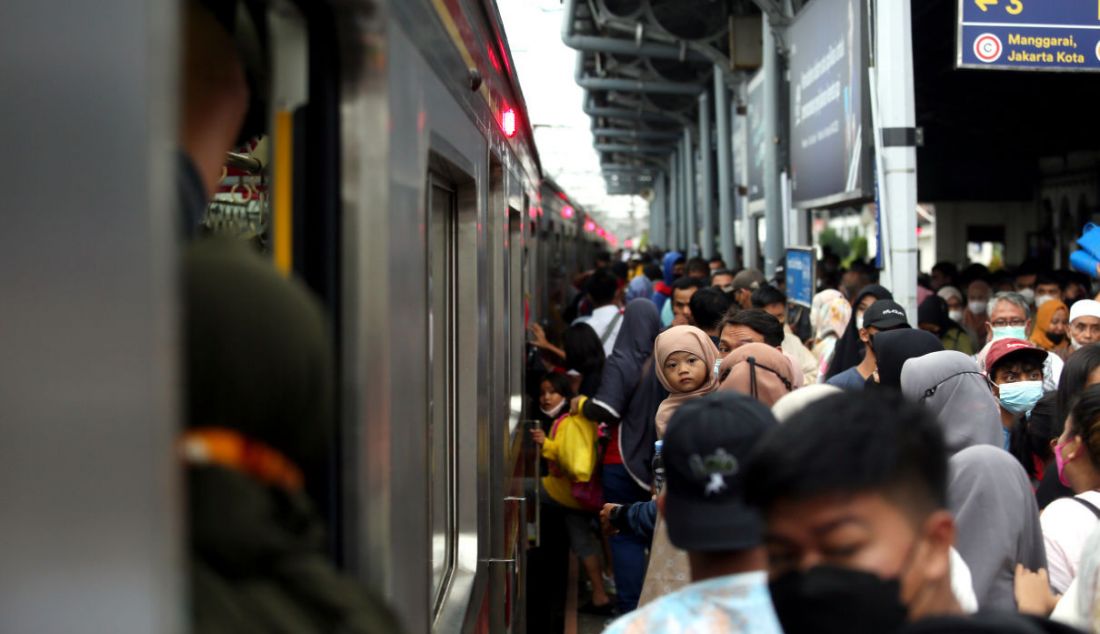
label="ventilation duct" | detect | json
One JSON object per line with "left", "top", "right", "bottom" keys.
{"left": 597, "top": 0, "right": 645, "bottom": 20}
{"left": 646, "top": 0, "right": 729, "bottom": 42}
{"left": 645, "top": 57, "right": 712, "bottom": 83}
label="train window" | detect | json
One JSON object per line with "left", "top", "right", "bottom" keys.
{"left": 427, "top": 173, "right": 458, "bottom": 610}
{"left": 508, "top": 207, "right": 524, "bottom": 435}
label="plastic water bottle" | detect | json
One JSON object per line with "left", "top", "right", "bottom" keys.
{"left": 652, "top": 440, "right": 666, "bottom": 496}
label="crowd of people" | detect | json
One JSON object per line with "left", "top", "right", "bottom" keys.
{"left": 526, "top": 249, "right": 1100, "bottom": 634}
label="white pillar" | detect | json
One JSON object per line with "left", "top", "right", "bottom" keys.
{"left": 874, "top": 0, "right": 919, "bottom": 318}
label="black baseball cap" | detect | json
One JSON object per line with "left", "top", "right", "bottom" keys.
{"left": 663, "top": 392, "right": 776, "bottom": 552}
{"left": 864, "top": 299, "right": 911, "bottom": 330}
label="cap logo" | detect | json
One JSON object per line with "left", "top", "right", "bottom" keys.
{"left": 689, "top": 448, "right": 739, "bottom": 497}
{"left": 880, "top": 309, "right": 904, "bottom": 317}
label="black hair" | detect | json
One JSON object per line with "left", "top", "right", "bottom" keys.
{"left": 709, "top": 255, "right": 725, "bottom": 265}
{"left": 1058, "top": 344, "right": 1100, "bottom": 437}
{"left": 1035, "top": 273, "right": 1061, "bottom": 290}
{"left": 723, "top": 309, "right": 784, "bottom": 348}
{"left": 1069, "top": 384, "right": 1100, "bottom": 468}
{"left": 610, "top": 261, "right": 629, "bottom": 282}
{"left": 586, "top": 269, "right": 619, "bottom": 306}
{"left": 644, "top": 263, "right": 663, "bottom": 280}
{"left": 931, "top": 261, "right": 958, "bottom": 281}
{"left": 686, "top": 257, "right": 710, "bottom": 277}
{"left": 594, "top": 250, "right": 612, "bottom": 265}
{"left": 672, "top": 276, "right": 704, "bottom": 292}
{"left": 1016, "top": 259, "right": 1041, "bottom": 278}
{"left": 750, "top": 284, "right": 787, "bottom": 309}
{"left": 563, "top": 322, "right": 606, "bottom": 378}
{"left": 540, "top": 372, "right": 575, "bottom": 400}
{"left": 989, "top": 353, "right": 1045, "bottom": 381}
{"left": 1011, "top": 392, "right": 1056, "bottom": 479}
{"left": 689, "top": 287, "right": 734, "bottom": 333}
{"left": 745, "top": 391, "right": 948, "bottom": 517}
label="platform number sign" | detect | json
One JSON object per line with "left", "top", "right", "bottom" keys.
{"left": 957, "top": 0, "right": 1100, "bottom": 71}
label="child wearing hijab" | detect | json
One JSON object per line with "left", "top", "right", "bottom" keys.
{"left": 653, "top": 325, "right": 719, "bottom": 438}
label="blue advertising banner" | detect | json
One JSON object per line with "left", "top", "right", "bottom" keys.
{"left": 787, "top": 0, "right": 871, "bottom": 208}
{"left": 958, "top": 0, "right": 1100, "bottom": 71}
{"left": 785, "top": 247, "right": 816, "bottom": 307}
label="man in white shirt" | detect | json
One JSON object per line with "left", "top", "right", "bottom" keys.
{"left": 573, "top": 268, "right": 622, "bottom": 357}
{"left": 974, "top": 292, "right": 1062, "bottom": 391}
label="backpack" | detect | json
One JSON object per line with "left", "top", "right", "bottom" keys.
{"left": 544, "top": 403, "right": 605, "bottom": 511}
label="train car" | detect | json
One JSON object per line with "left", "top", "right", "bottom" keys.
{"left": 1, "top": 0, "right": 613, "bottom": 633}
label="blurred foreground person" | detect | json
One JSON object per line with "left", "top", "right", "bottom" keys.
{"left": 948, "top": 446, "right": 1046, "bottom": 611}
{"left": 745, "top": 391, "right": 1071, "bottom": 634}
{"left": 603, "top": 393, "right": 782, "bottom": 634}
{"left": 184, "top": 240, "right": 400, "bottom": 633}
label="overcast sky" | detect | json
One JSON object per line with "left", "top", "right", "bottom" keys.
{"left": 497, "top": 0, "right": 648, "bottom": 241}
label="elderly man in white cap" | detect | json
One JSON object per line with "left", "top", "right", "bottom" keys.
{"left": 1069, "top": 299, "right": 1100, "bottom": 352}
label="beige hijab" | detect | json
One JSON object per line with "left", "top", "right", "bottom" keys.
{"left": 653, "top": 325, "right": 719, "bottom": 438}
{"left": 718, "top": 343, "right": 797, "bottom": 407}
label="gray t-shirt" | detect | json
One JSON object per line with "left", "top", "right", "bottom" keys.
{"left": 827, "top": 366, "right": 867, "bottom": 391}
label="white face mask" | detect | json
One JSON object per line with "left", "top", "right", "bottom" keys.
{"left": 1036, "top": 294, "right": 1057, "bottom": 308}
{"left": 855, "top": 314, "right": 865, "bottom": 331}
{"left": 948, "top": 309, "right": 964, "bottom": 322}
{"left": 1018, "top": 288, "right": 1036, "bottom": 304}
{"left": 540, "top": 399, "right": 566, "bottom": 419}
{"left": 968, "top": 300, "right": 988, "bottom": 315}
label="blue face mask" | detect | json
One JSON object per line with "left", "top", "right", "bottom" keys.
{"left": 991, "top": 325, "right": 1028, "bottom": 341}
{"left": 998, "top": 380, "right": 1043, "bottom": 416}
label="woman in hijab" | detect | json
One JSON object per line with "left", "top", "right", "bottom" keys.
{"left": 810, "top": 289, "right": 850, "bottom": 381}
{"left": 717, "top": 342, "right": 797, "bottom": 407}
{"left": 900, "top": 350, "right": 1003, "bottom": 455}
{"left": 872, "top": 328, "right": 944, "bottom": 390}
{"left": 918, "top": 295, "right": 976, "bottom": 355}
{"left": 949, "top": 445, "right": 1047, "bottom": 611}
{"left": 652, "top": 325, "right": 719, "bottom": 438}
{"left": 1031, "top": 298, "right": 1071, "bottom": 361}
{"left": 575, "top": 298, "right": 666, "bottom": 614}
{"left": 825, "top": 284, "right": 894, "bottom": 380}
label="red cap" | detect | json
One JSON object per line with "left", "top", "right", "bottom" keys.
{"left": 986, "top": 338, "right": 1046, "bottom": 375}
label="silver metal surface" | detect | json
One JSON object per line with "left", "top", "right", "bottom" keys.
{"left": 762, "top": 15, "right": 785, "bottom": 275}
{"left": 715, "top": 68, "right": 736, "bottom": 267}
{"left": 682, "top": 129, "right": 697, "bottom": 255}
{"left": 698, "top": 88, "right": 714, "bottom": 258}
{"left": 0, "top": 0, "right": 181, "bottom": 631}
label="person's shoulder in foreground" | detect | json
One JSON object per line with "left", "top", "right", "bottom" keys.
{"left": 826, "top": 365, "right": 866, "bottom": 390}
{"left": 900, "top": 613, "right": 1084, "bottom": 634}
{"left": 602, "top": 571, "right": 781, "bottom": 634}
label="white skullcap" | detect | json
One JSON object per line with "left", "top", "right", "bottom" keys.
{"left": 938, "top": 286, "right": 963, "bottom": 303}
{"left": 1070, "top": 300, "right": 1100, "bottom": 324}
{"left": 771, "top": 384, "right": 844, "bottom": 423}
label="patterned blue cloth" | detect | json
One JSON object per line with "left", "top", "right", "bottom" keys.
{"left": 602, "top": 571, "right": 782, "bottom": 634}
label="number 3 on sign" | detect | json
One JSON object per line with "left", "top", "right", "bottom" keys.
{"left": 974, "top": 0, "right": 1022, "bottom": 14}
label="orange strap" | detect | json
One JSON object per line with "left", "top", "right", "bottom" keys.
{"left": 182, "top": 427, "right": 303, "bottom": 492}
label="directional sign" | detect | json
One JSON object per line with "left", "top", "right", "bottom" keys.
{"left": 958, "top": 0, "right": 1100, "bottom": 71}
{"left": 785, "top": 247, "right": 816, "bottom": 308}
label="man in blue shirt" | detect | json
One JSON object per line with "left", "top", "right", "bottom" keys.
{"left": 603, "top": 393, "right": 783, "bottom": 634}
{"left": 827, "top": 299, "right": 910, "bottom": 390}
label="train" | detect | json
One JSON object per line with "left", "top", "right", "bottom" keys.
{"left": 2, "top": 0, "right": 614, "bottom": 632}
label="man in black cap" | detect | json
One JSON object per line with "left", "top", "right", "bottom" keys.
{"left": 603, "top": 393, "right": 783, "bottom": 634}
{"left": 827, "top": 299, "right": 910, "bottom": 391}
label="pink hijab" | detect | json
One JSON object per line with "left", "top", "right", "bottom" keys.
{"left": 653, "top": 326, "right": 719, "bottom": 438}
{"left": 718, "top": 343, "right": 797, "bottom": 407}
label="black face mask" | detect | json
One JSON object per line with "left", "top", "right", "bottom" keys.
{"left": 1047, "top": 332, "right": 1065, "bottom": 345}
{"left": 768, "top": 565, "right": 909, "bottom": 634}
